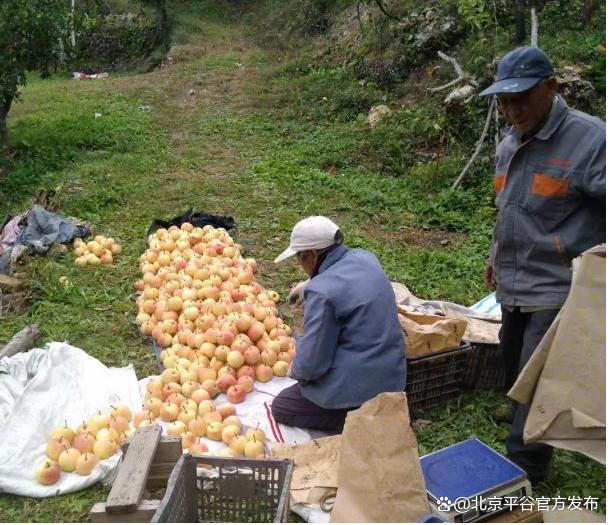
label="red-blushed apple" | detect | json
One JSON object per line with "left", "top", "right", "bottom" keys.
{"left": 73, "top": 433, "right": 96, "bottom": 454}
{"left": 145, "top": 396, "right": 163, "bottom": 416}
{"left": 166, "top": 392, "right": 186, "bottom": 407}
{"left": 47, "top": 436, "right": 72, "bottom": 461}
{"left": 75, "top": 452, "right": 98, "bottom": 476}
{"left": 217, "top": 403, "right": 236, "bottom": 419}
{"left": 255, "top": 364, "right": 273, "bottom": 383}
{"left": 181, "top": 431, "right": 197, "bottom": 449}
{"left": 247, "top": 321, "right": 265, "bottom": 342}
{"left": 198, "top": 367, "right": 217, "bottom": 382}
{"left": 203, "top": 411, "right": 223, "bottom": 426}
{"left": 133, "top": 409, "right": 155, "bottom": 427}
{"left": 277, "top": 352, "right": 291, "bottom": 364}
{"left": 76, "top": 420, "right": 99, "bottom": 438}
{"left": 236, "top": 365, "right": 255, "bottom": 379}
{"left": 237, "top": 376, "right": 254, "bottom": 393}
{"left": 160, "top": 402, "right": 180, "bottom": 422}
{"left": 226, "top": 384, "right": 247, "bottom": 403}
{"left": 243, "top": 346, "right": 261, "bottom": 365}
{"left": 188, "top": 417, "right": 207, "bottom": 437}
{"left": 36, "top": 460, "right": 61, "bottom": 485}
{"left": 188, "top": 442, "right": 209, "bottom": 455}
{"left": 217, "top": 373, "right": 237, "bottom": 393}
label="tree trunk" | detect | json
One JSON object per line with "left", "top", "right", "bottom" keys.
{"left": 514, "top": 0, "right": 526, "bottom": 44}
{"left": 582, "top": 0, "right": 600, "bottom": 24}
{"left": 0, "top": 94, "right": 13, "bottom": 174}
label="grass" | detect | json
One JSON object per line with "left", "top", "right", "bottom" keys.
{"left": 0, "top": 0, "right": 605, "bottom": 520}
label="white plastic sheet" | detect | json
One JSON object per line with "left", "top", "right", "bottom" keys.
{"left": 0, "top": 342, "right": 142, "bottom": 498}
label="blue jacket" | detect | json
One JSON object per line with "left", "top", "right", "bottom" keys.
{"left": 290, "top": 245, "right": 407, "bottom": 409}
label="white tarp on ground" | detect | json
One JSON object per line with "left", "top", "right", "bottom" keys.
{"left": 0, "top": 342, "right": 141, "bottom": 498}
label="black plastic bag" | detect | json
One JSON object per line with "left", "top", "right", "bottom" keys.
{"left": 147, "top": 208, "right": 235, "bottom": 236}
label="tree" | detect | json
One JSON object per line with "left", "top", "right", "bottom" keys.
{"left": 0, "top": 0, "right": 69, "bottom": 163}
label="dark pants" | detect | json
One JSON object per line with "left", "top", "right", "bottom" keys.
{"left": 500, "top": 306, "right": 559, "bottom": 481}
{"left": 271, "top": 383, "right": 357, "bottom": 434}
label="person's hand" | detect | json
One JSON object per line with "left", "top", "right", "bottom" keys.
{"left": 484, "top": 263, "right": 496, "bottom": 291}
{"left": 288, "top": 279, "right": 309, "bottom": 305}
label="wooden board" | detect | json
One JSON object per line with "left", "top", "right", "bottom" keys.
{"left": 90, "top": 499, "right": 160, "bottom": 523}
{"left": 122, "top": 436, "right": 181, "bottom": 464}
{"left": 105, "top": 425, "right": 162, "bottom": 514}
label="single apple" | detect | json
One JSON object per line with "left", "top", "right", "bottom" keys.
{"left": 188, "top": 417, "right": 208, "bottom": 437}
{"left": 58, "top": 447, "right": 81, "bottom": 472}
{"left": 237, "top": 376, "right": 254, "bottom": 393}
{"left": 255, "top": 364, "right": 273, "bottom": 383}
{"left": 167, "top": 421, "right": 187, "bottom": 437}
{"left": 160, "top": 402, "right": 180, "bottom": 422}
{"left": 229, "top": 435, "right": 248, "bottom": 455}
{"left": 51, "top": 421, "right": 75, "bottom": 444}
{"left": 73, "top": 433, "right": 96, "bottom": 454}
{"left": 191, "top": 388, "right": 210, "bottom": 404}
{"left": 217, "top": 373, "right": 237, "bottom": 393}
{"left": 272, "top": 360, "right": 289, "bottom": 377}
{"left": 36, "top": 460, "right": 61, "bottom": 485}
{"left": 217, "top": 403, "right": 236, "bottom": 420}
{"left": 244, "top": 439, "right": 265, "bottom": 458}
{"left": 197, "top": 400, "right": 215, "bottom": 416}
{"left": 75, "top": 452, "right": 98, "bottom": 476}
{"left": 181, "top": 431, "right": 197, "bottom": 449}
{"left": 110, "top": 404, "right": 132, "bottom": 422}
{"left": 226, "top": 384, "right": 247, "bottom": 403}
{"left": 206, "top": 422, "right": 224, "bottom": 441}
{"left": 245, "top": 427, "right": 266, "bottom": 443}
{"left": 47, "top": 436, "right": 71, "bottom": 461}
{"left": 221, "top": 424, "right": 242, "bottom": 445}
{"left": 188, "top": 442, "right": 209, "bottom": 455}
{"left": 223, "top": 415, "right": 242, "bottom": 429}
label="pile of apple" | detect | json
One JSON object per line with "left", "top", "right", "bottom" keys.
{"left": 36, "top": 404, "right": 133, "bottom": 486}
{"left": 134, "top": 223, "right": 296, "bottom": 409}
{"left": 136, "top": 393, "right": 266, "bottom": 459}
{"left": 73, "top": 235, "right": 122, "bottom": 266}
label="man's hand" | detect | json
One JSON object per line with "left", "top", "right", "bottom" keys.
{"left": 288, "top": 280, "right": 309, "bottom": 305}
{"left": 484, "top": 263, "right": 497, "bottom": 291}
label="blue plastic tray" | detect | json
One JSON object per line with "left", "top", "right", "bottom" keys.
{"left": 421, "top": 438, "right": 527, "bottom": 502}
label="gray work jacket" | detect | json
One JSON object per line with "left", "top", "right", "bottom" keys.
{"left": 491, "top": 96, "right": 605, "bottom": 307}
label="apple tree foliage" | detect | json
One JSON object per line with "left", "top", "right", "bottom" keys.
{"left": 0, "top": 0, "right": 69, "bottom": 159}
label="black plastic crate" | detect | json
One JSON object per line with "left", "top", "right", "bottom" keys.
{"left": 406, "top": 343, "right": 472, "bottom": 415}
{"left": 463, "top": 343, "right": 506, "bottom": 391}
{"left": 152, "top": 455, "right": 293, "bottom": 523}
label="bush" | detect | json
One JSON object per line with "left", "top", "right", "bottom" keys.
{"left": 72, "top": 12, "right": 159, "bottom": 70}
{"left": 359, "top": 109, "right": 444, "bottom": 176}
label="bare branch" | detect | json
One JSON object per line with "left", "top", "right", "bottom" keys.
{"left": 451, "top": 97, "right": 495, "bottom": 190}
{"left": 429, "top": 76, "right": 464, "bottom": 93}
{"left": 530, "top": 7, "right": 538, "bottom": 47}
{"left": 428, "top": 51, "right": 477, "bottom": 93}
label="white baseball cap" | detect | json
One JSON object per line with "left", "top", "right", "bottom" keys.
{"left": 274, "top": 216, "right": 340, "bottom": 263}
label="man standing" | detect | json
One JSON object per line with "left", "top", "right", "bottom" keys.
{"left": 271, "top": 216, "right": 406, "bottom": 433}
{"left": 480, "top": 47, "right": 605, "bottom": 482}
